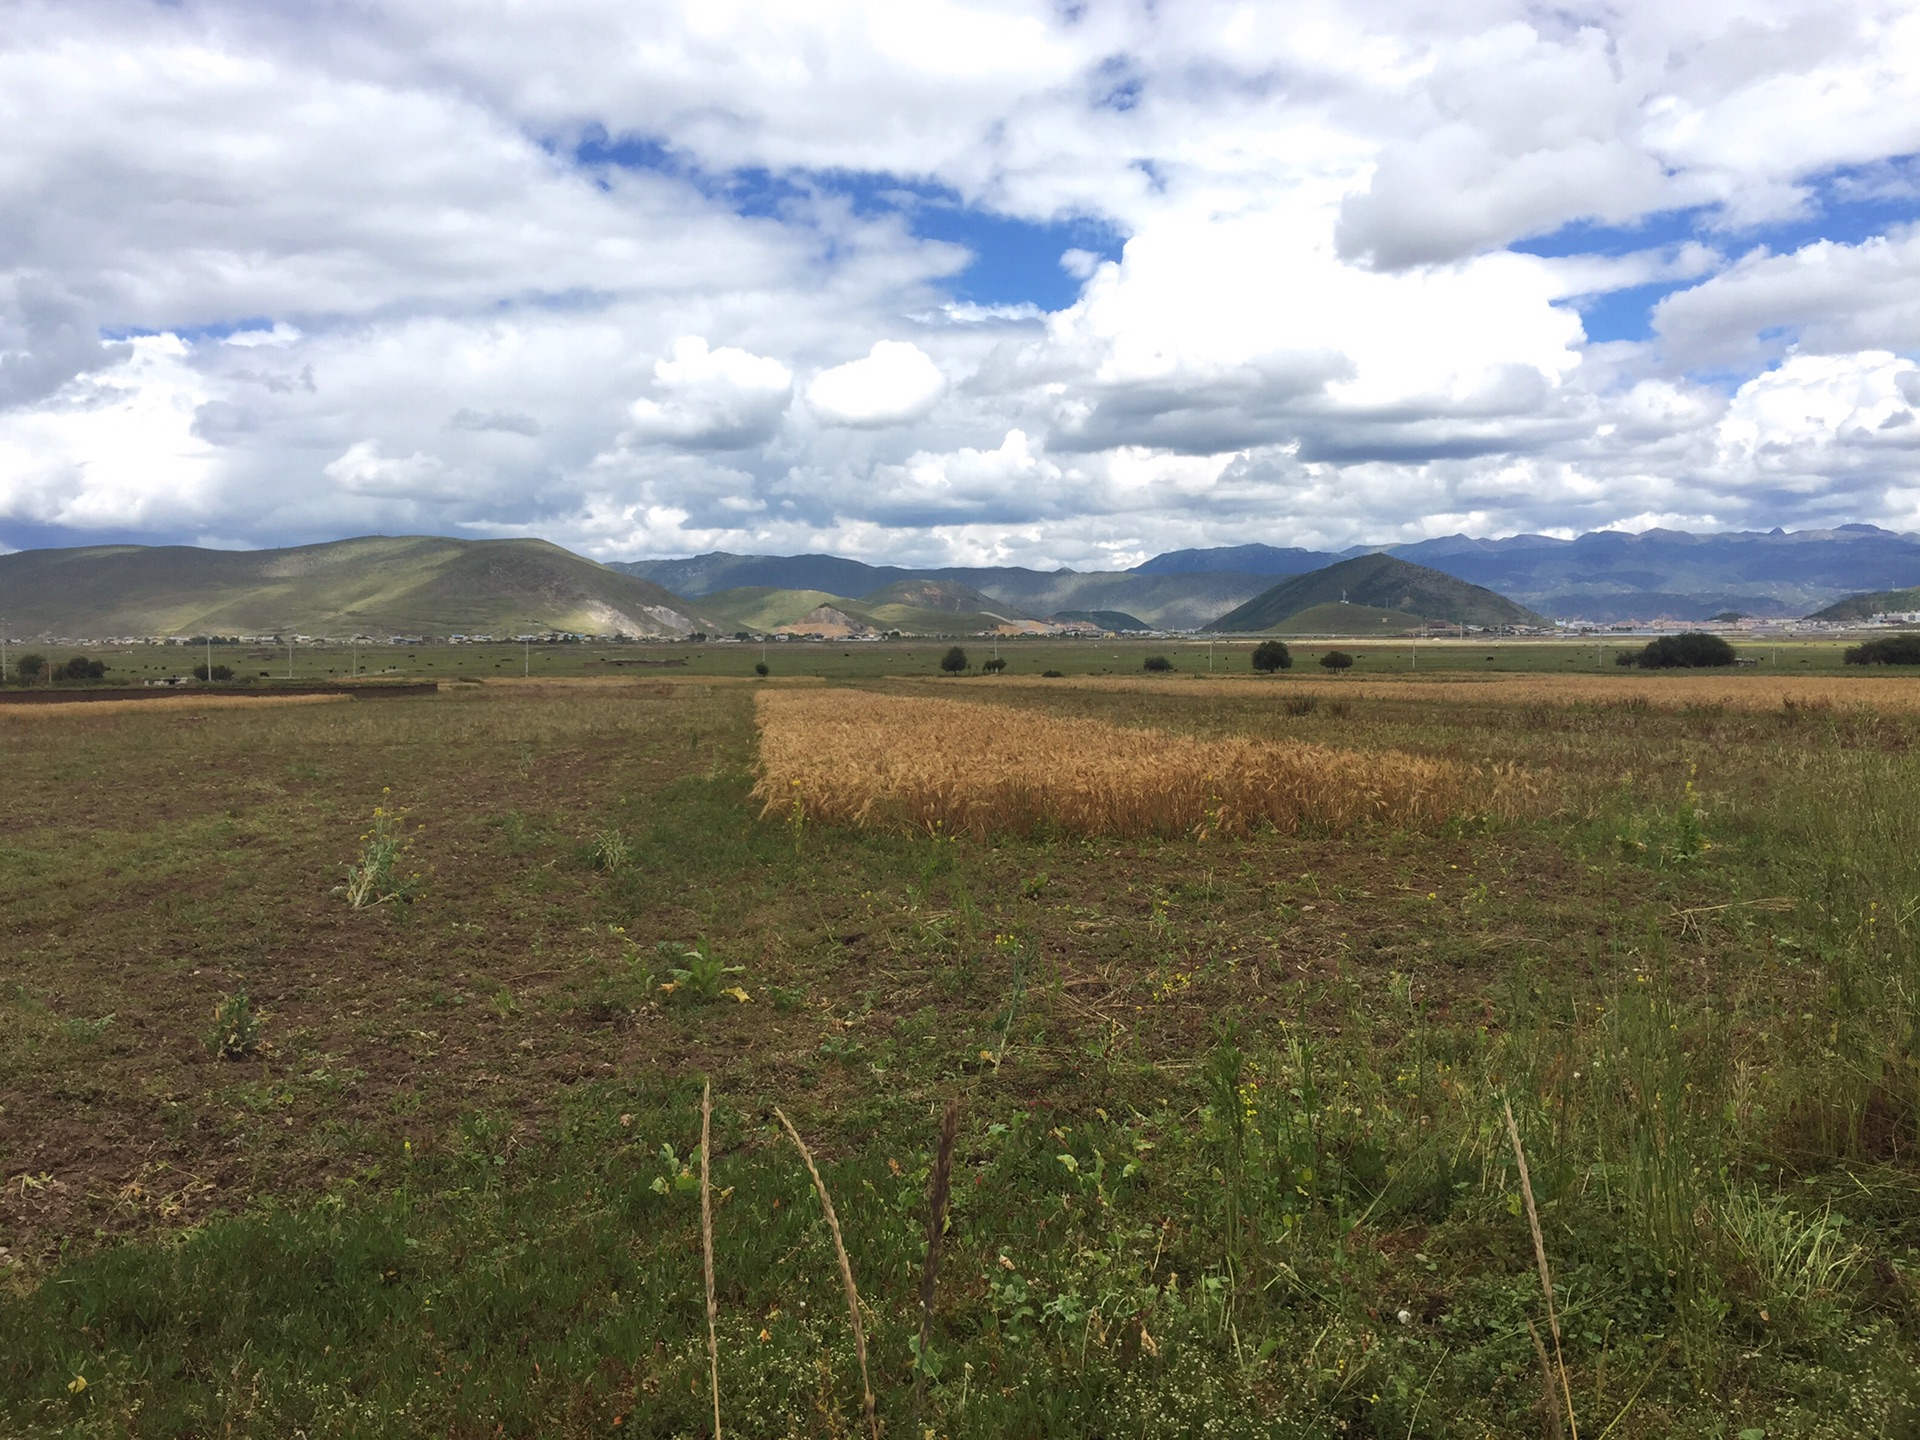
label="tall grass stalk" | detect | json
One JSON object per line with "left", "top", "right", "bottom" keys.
{"left": 775, "top": 1107, "right": 879, "bottom": 1440}
{"left": 701, "top": 1081, "right": 721, "bottom": 1440}
{"left": 1506, "top": 1100, "right": 1578, "bottom": 1440}
{"left": 916, "top": 1097, "right": 961, "bottom": 1415}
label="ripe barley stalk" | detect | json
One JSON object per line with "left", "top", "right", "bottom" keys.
{"left": 750, "top": 690, "right": 1500, "bottom": 841}
{"left": 774, "top": 1107, "right": 879, "bottom": 1440}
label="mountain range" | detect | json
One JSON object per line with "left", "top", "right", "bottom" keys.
{"left": 615, "top": 525, "right": 1920, "bottom": 625}
{"left": 7, "top": 524, "right": 1920, "bottom": 641}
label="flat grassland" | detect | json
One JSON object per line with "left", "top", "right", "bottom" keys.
{"left": 3, "top": 668, "right": 1919, "bottom": 1437}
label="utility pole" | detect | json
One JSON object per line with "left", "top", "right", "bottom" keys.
{"left": 524, "top": 638, "right": 530, "bottom": 677}
{"left": 287, "top": 635, "right": 294, "bottom": 681}
{"left": 206, "top": 633, "right": 212, "bottom": 684}
{"left": 1208, "top": 637, "right": 1214, "bottom": 672}
{"left": 1, "top": 615, "right": 7, "bottom": 684}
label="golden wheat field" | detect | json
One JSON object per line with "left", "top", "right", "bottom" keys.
{"left": 751, "top": 689, "right": 1518, "bottom": 839}
{"left": 933, "top": 669, "right": 1920, "bottom": 713}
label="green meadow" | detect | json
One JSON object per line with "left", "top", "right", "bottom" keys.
{"left": 3, "top": 657, "right": 1918, "bottom": 1436}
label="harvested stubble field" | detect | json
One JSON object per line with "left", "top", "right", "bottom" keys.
{"left": 0, "top": 692, "right": 353, "bottom": 719}
{"left": 3, "top": 670, "right": 1920, "bottom": 1439}
{"left": 752, "top": 689, "right": 1517, "bottom": 838}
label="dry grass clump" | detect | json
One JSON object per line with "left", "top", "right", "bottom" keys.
{"left": 752, "top": 690, "right": 1500, "bottom": 839}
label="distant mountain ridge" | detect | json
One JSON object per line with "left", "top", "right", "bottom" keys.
{"left": 609, "top": 554, "right": 1267, "bottom": 629}
{"left": 617, "top": 525, "right": 1920, "bottom": 624}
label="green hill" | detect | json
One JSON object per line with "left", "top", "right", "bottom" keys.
{"left": 1263, "top": 602, "right": 1427, "bottom": 635}
{"left": 859, "top": 578, "right": 1038, "bottom": 621}
{"left": 1052, "top": 609, "right": 1151, "bottom": 632}
{"left": 1204, "top": 554, "right": 1547, "bottom": 632}
{"left": 1808, "top": 585, "right": 1920, "bottom": 622}
{"left": 0, "top": 536, "right": 729, "bottom": 640}
{"left": 703, "top": 581, "right": 1039, "bottom": 636}
{"left": 701, "top": 588, "right": 847, "bottom": 631}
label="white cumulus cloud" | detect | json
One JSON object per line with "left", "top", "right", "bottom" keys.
{"left": 629, "top": 336, "right": 794, "bottom": 449}
{"left": 807, "top": 341, "right": 947, "bottom": 428}
{"left": 2, "top": 0, "right": 1920, "bottom": 566}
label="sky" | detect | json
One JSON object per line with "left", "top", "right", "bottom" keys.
{"left": 2, "top": 0, "right": 1919, "bottom": 570}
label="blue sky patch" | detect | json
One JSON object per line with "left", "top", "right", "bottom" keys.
{"left": 575, "top": 131, "right": 1124, "bottom": 311}
{"left": 1518, "top": 154, "right": 1920, "bottom": 343}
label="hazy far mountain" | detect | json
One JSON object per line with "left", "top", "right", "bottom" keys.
{"left": 619, "top": 525, "right": 1920, "bottom": 624}
{"left": 610, "top": 555, "right": 1269, "bottom": 629}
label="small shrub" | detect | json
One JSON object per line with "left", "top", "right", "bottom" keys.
{"left": 1041, "top": 670, "right": 1064, "bottom": 678}
{"left": 1251, "top": 640, "right": 1292, "bottom": 672}
{"left": 1618, "top": 632, "right": 1737, "bottom": 668}
{"left": 754, "top": 660, "right": 770, "bottom": 676}
{"left": 210, "top": 992, "right": 262, "bottom": 1060}
{"left": 1143, "top": 655, "right": 1173, "bottom": 673}
{"left": 657, "top": 939, "right": 749, "bottom": 1002}
{"left": 585, "top": 827, "right": 632, "bottom": 874}
{"left": 341, "top": 790, "right": 424, "bottom": 907}
{"left": 1282, "top": 694, "right": 1318, "bottom": 716}
{"left": 1320, "top": 650, "right": 1354, "bottom": 671}
{"left": 1843, "top": 634, "right": 1920, "bottom": 665}
{"left": 940, "top": 646, "right": 969, "bottom": 674}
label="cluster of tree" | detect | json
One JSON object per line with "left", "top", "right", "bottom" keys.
{"left": 8, "top": 654, "right": 108, "bottom": 683}
{"left": 192, "top": 663, "right": 236, "bottom": 682}
{"left": 1251, "top": 640, "right": 1292, "bottom": 671}
{"left": 1843, "top": 634, "right": 1920, "bottom": 666}
{"left": 938, "top": 647, "right": 1008, "bottom": 675}
{"left": 1616, "top": 633, "right": 1737, "bottom": 669}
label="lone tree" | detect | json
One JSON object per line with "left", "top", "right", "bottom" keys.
{"left": 1617, "top": 633, "right": 1737, "bottom": 669}
{"left": 1844, "top": 634, "right": 1920, "bottom": 666}
{"left": 1142, "top": 654, "right": 1173, "bottom": 672}
{"left": 940, "top": 645, "right": 969, "bottom": 674}
{"left": 1251, "top": 640, "right": 1293, "bottom": 672}
{"left": 1320, "top": 650, "right": 1355, "bottom": 671}
{"left": 754, "top": 661, "right": 770, "bottom": 677}
{"left": 14, "top": 653, "right": 47, "bottom": 681}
